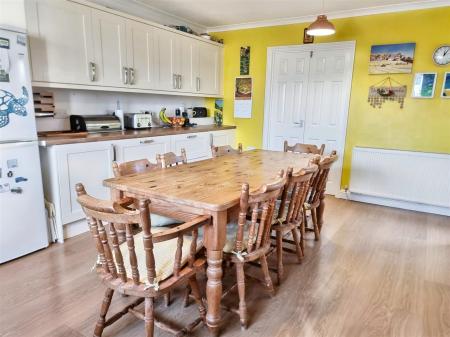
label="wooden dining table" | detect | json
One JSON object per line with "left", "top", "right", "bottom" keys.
{"left": 103, "top": 149, "right": 322, "bottom": 336}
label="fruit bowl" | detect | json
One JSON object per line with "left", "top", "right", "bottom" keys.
{"left": 169, "top": 117, "right": 185, "bottom": 127}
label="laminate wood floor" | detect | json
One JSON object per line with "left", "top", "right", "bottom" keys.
{"left": 1, "top": 197, "right": 449, "bottom": 337}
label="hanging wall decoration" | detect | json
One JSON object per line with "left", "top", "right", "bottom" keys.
{"left": 368, "top": 76, "right": 407, "bottom": 109}
{"left": 240, "top": 46, "right": 250, "bottom": 75}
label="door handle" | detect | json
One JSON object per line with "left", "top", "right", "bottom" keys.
{"left": 173, "top": 74, "right": 177, "bottom": 89}
{"left": 140, "top": 139, "right": 154, "bottom": 144}
{"left": 196, "top": 77, "right": 200, "bottom": 91}
{"left": 111, "top": 144, "right": 117, "bottom": 162}
{"left": 178, "top": 74, "right": 182, "bottom": 89}
{"left": 89, "top": 62, "right": 96, "bottom": 81}
{"left": 187, "top": 135, "right": 197, "bottom": 139}
{"left": 129, "top": 67, "right": 135, "bottom": 85}
{"left": 122, "top": 67, "right": 129, "bottom": 85}
{"left": 294, "top": 120, "right": 304, "bottom": 127}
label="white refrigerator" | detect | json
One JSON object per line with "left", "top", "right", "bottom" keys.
{"left": 0, "top": 26, "right": 49, "bottom": 263}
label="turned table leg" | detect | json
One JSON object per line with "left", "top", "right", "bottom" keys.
{"left": 204, "top": 210, "right": 227, "bottom": 337}
{"left": 317, "top": 191, "right": 326, "bottom": 232}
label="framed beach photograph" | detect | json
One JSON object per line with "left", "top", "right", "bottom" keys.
{"left": 369, "top": 43, "right": 416, "bottom": 74}
{"left": 411, "top": 72, "right": 437, "bottom": 98}
{"left": 441, "top": 72, "right": 450, "bottom": 98}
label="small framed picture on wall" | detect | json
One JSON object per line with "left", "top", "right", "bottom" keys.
{"left": 411, "top": 72, "right": 437, "bottom": 98}
{"left": 303, "top": 28, "right": 314, "bottom": 44}
{"left": 441, "top": 72, "right": 450, "bottom": 98}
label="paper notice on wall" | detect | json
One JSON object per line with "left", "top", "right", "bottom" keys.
{"left": 234, "top": 77, "right": 252, "bottom": 118}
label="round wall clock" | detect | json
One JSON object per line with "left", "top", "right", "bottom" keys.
{"left": 432, "top": 45, "right": 450, "bottom": 66}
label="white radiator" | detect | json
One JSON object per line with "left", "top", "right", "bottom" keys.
{"left": 350, "top": 147, "right": 450, "bottom": 208}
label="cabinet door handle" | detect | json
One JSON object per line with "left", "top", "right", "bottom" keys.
{"left": 178, "top": 74, "right": 182, "bottom": 89}
{"left": 129, "top": 67, "right": 135, "bottom": 85}
{"left": 173, "top": 74, "right": 177, "bottom": 89}
{"left": 187, "top": 135, "right": 197, "bottom": 139}
{"left": 196, "top": 77, "right": 200, "bottom": 91}
{"left": 89, "top": 62, "right": 96, "bottom": 81}
{"left": 111, "top": 144, "right": 117, "bottom": 161}
{"left": 140, "top": 139, "right": 154, "bottom": 144}
{"left": 123, "top": 67, "right": 129, "bottom": 85}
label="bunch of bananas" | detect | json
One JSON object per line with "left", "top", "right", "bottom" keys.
{"left": 159, "top": 108, "right": 172, "bottom": 125}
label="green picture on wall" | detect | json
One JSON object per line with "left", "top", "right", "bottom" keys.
{"left": 240, "top": 46, "right": 250, "bottom": 75}
{"left": 412, "top": 72, "right": 437, "bottom": 98}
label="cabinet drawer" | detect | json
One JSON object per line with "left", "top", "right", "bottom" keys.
{"left": 114, "top": 136, "right": 171, "bottom": 164}
{"left": 171, "top": 133, "right": 212, "bottom": 162}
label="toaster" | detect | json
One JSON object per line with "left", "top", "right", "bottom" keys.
{"left": 124, "top": 112, "right": 153, "bottom": 129}
{"left": 192, "top": 107, "right": 208, "bottom": 118}
{"left": 70, "top": 114, "right": 121, "bottom": 133}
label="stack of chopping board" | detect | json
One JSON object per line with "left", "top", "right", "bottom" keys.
{"left": 33, "top": 91, "right": 55, "bottom": 117}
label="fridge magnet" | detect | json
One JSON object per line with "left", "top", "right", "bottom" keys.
{"left": 368, "top": 76, "right": 407, "bottom": 109}
{"left": 234, "top": 77, "right": 252, "bottom": 118}
{"left": 0, "top": 86, "right": 29, "bottom": 128}
{"left": 214, "top": 99, "right": 223, "bottom": 126}
{"left": 0, "top": 37, "right": 10, "bottom": 82}
{"left": 303, "top": 28, "right": 314, "bottom": 44}
{"left": 369, "top": 43, "right": 415, "bottom": 74}
{"left": 411, "top": 72, "right": 437, "bottom": 98}
{"left": 240, "top": 46, "right": 250, "bottom": 75}
{"left": 441, "top": 72, "right": 450, "bottom": 98}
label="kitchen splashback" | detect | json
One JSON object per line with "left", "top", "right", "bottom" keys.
{"left": 34, "top": 88, "right": 206, "bottom": 131}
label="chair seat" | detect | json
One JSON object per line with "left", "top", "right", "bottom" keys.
{"left": 118, "top": 228, "right": 203, "bottom": 284}
{"left": 151, "top": 213, "right": 182, "bottom": 227}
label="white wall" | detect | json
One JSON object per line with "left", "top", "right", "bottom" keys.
{"left": 34, "top": 88, "right": 207, "bottom": 131}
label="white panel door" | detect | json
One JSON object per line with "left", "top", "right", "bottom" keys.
{"left": 198, "top": 42, "right": 220, "bottom": 95}
{"left": 303, "top": 48, "right": 354, "bottom": 194}
{"left": 266, "top": 50, "right": 310, "bottom": 151}
{"left": 212, "top": 130, "right": 236, "bottom": 147}
{"left": 92, "top": 9, "right": 127, "bottom": 87}
{"left": 126, "top": 20, "right": 158, "bottom": 89}
{"left": 156, "top": 29, "right": 178, "bottom": 91}
{"left": 56, "top": 142, "right": 114, "bottom": 224}
{"left": 26, "top": 0, "right": 95, "bottom": 85}
{"left": 115, "top": 136, "right": 171, "bottom": 164}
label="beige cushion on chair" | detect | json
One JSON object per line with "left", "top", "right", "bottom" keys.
{"left": 118, "top": 228, "right": 203, "bottom": 284}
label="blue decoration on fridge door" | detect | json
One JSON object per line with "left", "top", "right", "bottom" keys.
{"left": 0, "top": 86, "right": 29, "bottom": 128}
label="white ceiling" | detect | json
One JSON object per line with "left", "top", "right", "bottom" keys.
{"left": 130, "top": 0, "right": 447, "bottom": 31}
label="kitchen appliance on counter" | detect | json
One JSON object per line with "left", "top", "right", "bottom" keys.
{"left": 124, "top": 112, "right": 153, "bottom": 129}
{"left": 0, "top": 26, "right": 49, "bottom": 263}
{"left": 70, "top": 114, "right": 121, "bottom": 133}
{"left": 192, "top": 107, "right": 207, "bottom": 118}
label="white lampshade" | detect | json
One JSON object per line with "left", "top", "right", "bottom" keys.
{"left": 307, "top": 15, "right": 336, "bottom": 36}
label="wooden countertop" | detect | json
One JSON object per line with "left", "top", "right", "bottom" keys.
{"left": 38, "top": 125, "right": 236, "bottom": 146}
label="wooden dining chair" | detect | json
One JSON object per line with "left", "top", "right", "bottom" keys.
{"left": 221, "top": 171, "right": 286, "bottom": 329}
{"left": 157, "top": 148, "right": 187, "bottom": 168}
{"left": 211, "top": 143, "right": 243, "bottom": 157}
{"left": 304, "top": 151, "right": 338, "bottom": 240}
{"left": 271, "top": 164, "right": 318, "bottom": 284}
{"left": 284, "top": 140, "right": 325, "bottom": 155}
{"left": 76, "top": 183, "right": 210, "bottom": 337}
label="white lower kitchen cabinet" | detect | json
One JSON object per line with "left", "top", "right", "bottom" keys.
{"left": 211, "top": 129, "right": 236, "bottom": 147}
{"left": 40, "top": 129, "right": 235, "bottom": 242}
{"left": 114, "top": 136, "right": 171, "bottom": 164}
{"left": 171, "top": 132, "right": 212, "bottom": 162}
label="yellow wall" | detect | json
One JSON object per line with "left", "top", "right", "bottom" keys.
{"left": 209, "top": 7, "right": 450, "bottom": 188}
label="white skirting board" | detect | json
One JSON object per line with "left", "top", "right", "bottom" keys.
{"left": 335, "top": 190, "right": 450, "bottom": 216}
{"left": 344, "top": 147, "right": 450, "bottom": 216}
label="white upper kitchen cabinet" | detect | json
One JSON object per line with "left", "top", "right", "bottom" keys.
{"left": 26, "top": 0, "right": 95, "bottom": 85}
{"left": 125, "top": 20, "right": 158, "bottom": 90}
{"left": 114, "top": 136, "right": 171, "bottom": 164}
{"left": 198, "top": 42, "right": 221, "bottom": 95}
{"left": 91, "top": 9, "right": 127, "bottom": 87}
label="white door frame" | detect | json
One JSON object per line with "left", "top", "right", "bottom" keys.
{"left": 262, "top": 41, "right": 356, "bottom": 194}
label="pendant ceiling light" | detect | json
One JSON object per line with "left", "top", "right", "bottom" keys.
{"left": 307, "top": 0, "right": 335, "bottom": 36}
